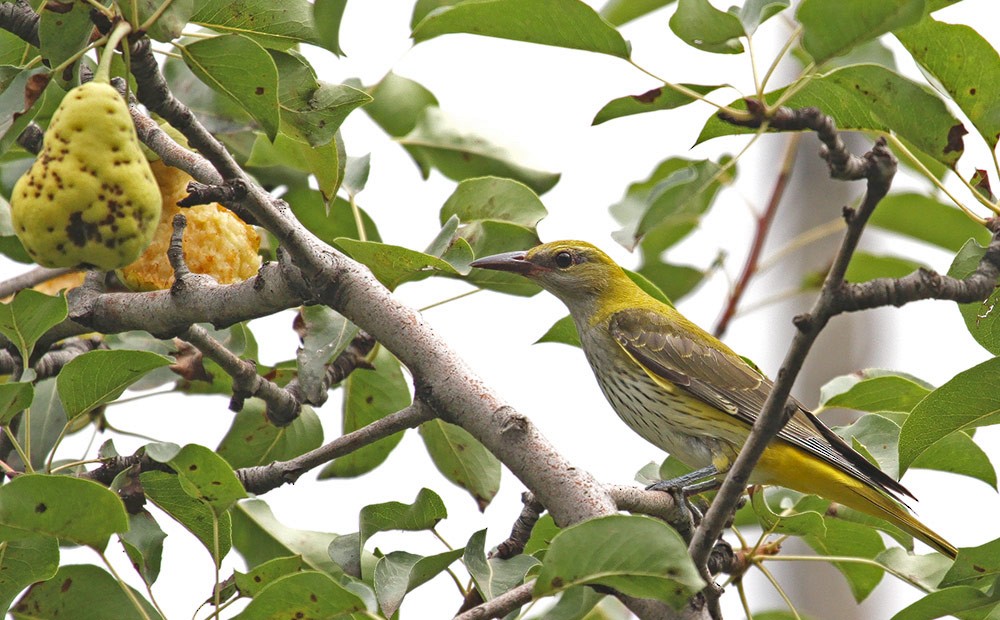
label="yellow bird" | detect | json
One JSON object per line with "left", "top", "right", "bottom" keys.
{"left": 470, "top": 240, "right": 956, "bottom": 558}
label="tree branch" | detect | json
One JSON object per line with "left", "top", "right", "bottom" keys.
{"left": 714, "top": 134, "right": 801, "bottom": 337}
{"left": 453, "top": 582, "right": 535, "bottom": 620}
{"left": 0, "top": 267, "right": 77, "bottom": 300}
{"left": 0, "top": 0, "right": 39, "bottom": 48}
{"left": 689, "top": 116, "right": 899, "bottom": 572}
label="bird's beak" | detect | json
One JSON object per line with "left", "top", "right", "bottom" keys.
{"left": 469, "top": 250, "right": 535, "bottom": 275}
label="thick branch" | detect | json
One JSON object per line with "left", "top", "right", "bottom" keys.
{"left": 0, "top": 0, "right": 39, "bottom": 48}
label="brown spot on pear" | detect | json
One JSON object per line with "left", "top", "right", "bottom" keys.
{"left": 10, "top": 81, "right": 161, "bottom": 270}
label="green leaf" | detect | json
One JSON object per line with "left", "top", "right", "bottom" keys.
{"left": 533, "top": 514, "right": 703, "bottom": 607}
{"left": 164, "top": 443, "right": 248, "bottom": 514}
{"left": 941, "top": 536, "right": 1000, "bottom": 589}
{"left": 191, "top": 0, "right": 341, "bottom": 53}
{"left": 234, "top": 555, "right": 304, "bottom": 597}
{"left": 899, "top": 356, "right": 1000, "bottom": 473}
{"left": 251, "top": 130, "right": 346, "bottom": 195}
{"left": 234, "top": 572, "right": 365, "bottom": 619}
{"left": 181, "top": 34, "right": 280, "bottom": 140}
{"left": 750, "top": 488, "right": 827, "bottom": 537}
{"left": 797, "top": 0, "right": 924, "bottom": 63}
{"left": 593, "top": 84, "right": 722, "bottom": 125}
{"left": 699, "top": 64, "right": 965, "bottom": 167}
{"left": 0, "top": 381, "right": 32, "bottom": 424}
{"left": 120, "top": 511, "right": 168, "bottom": 586}
{"left": 948, "top": 239, "right": 1000, "bottom": 355}
{"left": 0, "top": 289, "right": 67, "bottom": 366}
{"left": 284, "top": 187, "right": 380, "bottom": 245}
{"left": 635, "top": 260, "right": 704, "bottom": 302}
{"left": 820, "top": 370, "right": 934, "bottom": 413}
{"left": 217, "top": 399, "right": 322, "bottom": 468}
{"left": 0, "top": 474, "right": 127, "bottom": 550}
{"left": 334, "top": 238, "right": 459, "bottom": 290}
{"left": 412, "top": 0, "right": 631, "bottom": 59}
{"left": 419, "top": 419, "right": 502, "bottom": 511}
{"left": 440, "top": 177, "right": 548, "bottom": 228}
{"left": 911, "top": 428, "right": 996, "bottom": 489}
{"left": 319, "top": 348, "right": 411, "bottom": 478}
{"left": 465, "top": 529, "right": 540, "bottom": 600}
{"left": 37, "top": 1, "right": 93, "bottom": 81}
{"left": 231, "top": 500, "right": 341, "bottom": 575}
{"left": 0, "top": 536, "right": 58, "bottom": 613}
{"left": 844, "top": 252, "right": 924, "bottom": 283}
{"left": 140, "top": 470, "right": 233, "bottom": 565}
{"left": 536, "top": 315, "right": 581, "bottom": 347}
{"left": 374, "top": 549, "right": 464, "bottom": 617}
{"left": 891, "top": 585, "right": 1000, "bottom": 620}
{"left": 271, "top": 51, "right": 370, "bottom": 147}
{"left": 126, "top": 0, "right": 196, "bottom": 42}
{"left": 896, "top": 17, "right": 1000, "bottom": 150}
{"left": 877, "top": 547, "right": 951, "bottom": 591}
{"left": 600, "top": 0, "right": 676, "bottom": 26}
{"left": 56, "top": 350, "right": 173, "bottom": 420}
{"left": 533, "top": 586, "right": 605, "bottom": 619}
{"left": 797, "top": 496, "right": 886, "bottom": 602}
{"left": 668, "top": 0, "right": 745, "bottom": 54}
{"left": 869, "top": 193, "right": 991, "bottom": 252}
{"left": 11, "top": 565, "right": 161, "bottom": 620}
{"left": 313, "top": 0, "right": 348, "bottom": 56}
{"left": 294, "top": 305, "right": 358, "bottom": 404}
{"left": 400, "top": 107, "right": 560, "bottom": 194}
{"left": 737, "top": 0, "right": 790, "bottom": 35}
{"left": 13, "top": 379, "right": 64, "bottom": 471}
{"left": 611, "top": 157, "right": 733, "bottom": 250}
{"left": 343, "top": 154, "right": 370, "bottom": 196}
{"left": 359, "top": 488, "right": 447, "bottom": 548}
{"left": 363, "top": 71, "right": 439, "bottom": 138}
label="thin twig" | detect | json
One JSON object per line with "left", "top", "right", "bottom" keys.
{"left": 714, "top": 133, "right": 802, "bottom": 337}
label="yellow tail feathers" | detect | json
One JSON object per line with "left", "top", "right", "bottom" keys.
{"left": 756, "top": 441, "right": 957, "bottom": 559}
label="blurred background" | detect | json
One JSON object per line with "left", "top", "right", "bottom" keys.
{"left": 11, "top": 0, "right": 998, "bottom": 617}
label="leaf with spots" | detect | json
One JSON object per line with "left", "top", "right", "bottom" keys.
{"left": 698, "top": 64, "right": 965, "bottom": 168}
{"left": 318, "top": 347, "right": 410, "bottom": 478}
{"left": 234, "top": 555, "right": 304, "bottom": 597}
{"left": 419, "top": 419, "right": 501, "bottom": 511}
{"left": 162, "top": 444, "right": 248, "bottom": 515}
{"left": 0, "top": 536, "right": 58, "bottom": 613}
{"left": 180, "top": 34, "right": 280, "bottom": 140}
{"left": 140, "top": 470, "right": 233, "bottom": 565}
{"left": 234, "top": 571, "right": 365, "bottom": 619}
{"left": 0, "top": 474, "right": 128, "bottom": 550}
{"left": 120, "top": 511, "right": 168, "bottom": 586}
{"left": 533, "top": 514, "right": 703, "bottom": 608}
{"left": 11, "top": 564, "right": 161, "bottom": 620}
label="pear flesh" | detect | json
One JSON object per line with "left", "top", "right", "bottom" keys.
{"left": 11, "top": 81, "right": 161, "bottom": 270}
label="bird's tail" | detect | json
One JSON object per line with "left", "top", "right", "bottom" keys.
{"left": 756, "top": 442, "right": 957, "bottom": 559}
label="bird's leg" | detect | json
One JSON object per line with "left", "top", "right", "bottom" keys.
{"left": 646, "top": 465, "right": 721, "bottom": 529}
{"left": 645, "top": 465, "right": 720, "bottom": 495}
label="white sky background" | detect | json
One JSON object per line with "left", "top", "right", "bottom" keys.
{"left": 25, "top": 0, "right": 1000, "bottom": 618}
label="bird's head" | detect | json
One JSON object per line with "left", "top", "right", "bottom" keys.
{"left": 470, "top": 240, "right": 634, "bottom": 316}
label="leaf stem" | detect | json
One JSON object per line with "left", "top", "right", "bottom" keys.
{"left": 138, "top": 0, "right": 176, "bottom": 33}
{"left": 97, "top": 548, "right": 154, "bottom": 620}
{"left": 886, "top": 135, "right": 990, "bottom": 222}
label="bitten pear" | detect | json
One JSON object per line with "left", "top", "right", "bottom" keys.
{"left": 11, "top": 80, "right": 161, "bottom": 270}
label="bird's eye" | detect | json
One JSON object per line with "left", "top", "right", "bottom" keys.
{"left": 554, "top": 251, "right": 573, "bottom": 269}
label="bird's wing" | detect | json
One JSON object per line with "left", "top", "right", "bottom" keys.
{"left": 608, "top": 308, "right": 913, "bottom": 501}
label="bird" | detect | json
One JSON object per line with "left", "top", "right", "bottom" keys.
{"left": 469, "top": 240, "right": 957, "bottom": 558}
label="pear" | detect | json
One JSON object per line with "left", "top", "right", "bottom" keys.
{"left": 11, "top": 57, "right": 161, "bottom": 270}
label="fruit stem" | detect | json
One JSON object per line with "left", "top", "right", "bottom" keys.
{"left": 94, "top": 20, "right": 133, "bottom": 84}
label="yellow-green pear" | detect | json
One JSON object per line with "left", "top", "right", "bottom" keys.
{"left": 11, "top": 78, "right": 161, "bottom": 270}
